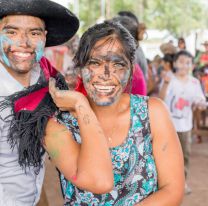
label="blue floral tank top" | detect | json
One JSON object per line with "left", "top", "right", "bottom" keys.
{"left": 59, "top": 95, "right": 158, "bottom": 206}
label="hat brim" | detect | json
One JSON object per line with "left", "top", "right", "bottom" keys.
{"left": 0, "top": 0, "right": 79, "bottom": 47}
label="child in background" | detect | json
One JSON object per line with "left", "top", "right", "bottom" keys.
{"left": 159, "top": 50, "right": 206, "bottom": 195}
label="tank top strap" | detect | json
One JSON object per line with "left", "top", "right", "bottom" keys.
{"left": 130, "top": 95, "right": 151, "bottom": 141}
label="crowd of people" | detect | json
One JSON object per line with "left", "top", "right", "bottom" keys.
{"left": 0, "top": 0, "right": 207, "bottom": 206}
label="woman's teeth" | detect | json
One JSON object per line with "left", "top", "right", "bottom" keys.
{"left": 94, "top": 85, "right": 116, "bottom": 93}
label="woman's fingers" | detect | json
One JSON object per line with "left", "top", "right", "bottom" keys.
{"left": 49, "top": 77, "right": 64, "bottom": 100}
{"left": 49, "top": 77, "right": 57, "bottom": 96}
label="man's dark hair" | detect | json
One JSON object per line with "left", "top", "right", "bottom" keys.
{"left": 173, "top": 50, "right": 193, "bottom": 63}
{"left": 118, "top": 11, "right": 139, "bottom": 24}
{"left": 73, "top": 21, "right": 136, "bottom": 70}
{"left": 111, "top": 16, "right": 139, "bottom": 42}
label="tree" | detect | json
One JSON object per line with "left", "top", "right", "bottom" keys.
{"left": 69, "top": 0, "right": 208, "bottom": 37}
{"left": 143, "top": 0, "right": 208, "bottom": 37}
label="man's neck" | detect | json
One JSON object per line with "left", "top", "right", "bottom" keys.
{"left": 1, "top": 63, "right": 31, "bottom": 88}
{"left": 13, "top": 73, "right": 31, "bottom": 88}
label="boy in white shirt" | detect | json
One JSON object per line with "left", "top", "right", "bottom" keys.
{"left": 159, "top": 50, "right": 206, "bottom": 194}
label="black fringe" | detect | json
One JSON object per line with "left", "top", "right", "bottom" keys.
{"left": 0, "top": 73, "right": 68, "bottom": 173}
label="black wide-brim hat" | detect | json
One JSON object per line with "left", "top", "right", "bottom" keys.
{"left": 0, "top": 0, "right": 79, "bottom": 47}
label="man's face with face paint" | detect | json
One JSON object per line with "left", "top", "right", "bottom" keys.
{"left": 0, "top": 15, "right": 47, "bottom": 75}
{"left": 81, "top": 36, "right": 131, "bottom": 106}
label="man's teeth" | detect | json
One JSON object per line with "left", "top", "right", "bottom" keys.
{"left": 94, "top": 85, "right": 115, "bottom": 92}
{"left": 13, "top": 52, "right": 31, "bottom": 58}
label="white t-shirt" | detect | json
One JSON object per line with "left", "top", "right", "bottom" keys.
{"left": 164, "top": 76, "right": 206, "bottom": 132}
{"left": 0, "top": 63, "right": 45, "bottom": 206}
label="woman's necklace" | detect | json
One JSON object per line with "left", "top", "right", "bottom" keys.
{"left": 106, "top": 122, "right": 120, "bottom": 144}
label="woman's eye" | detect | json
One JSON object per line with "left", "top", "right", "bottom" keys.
{"left": 114, "top": 62, "right": 125, "bottom": 68}
{"left": 88, "top": 60, "right": 100, "bottom": 66}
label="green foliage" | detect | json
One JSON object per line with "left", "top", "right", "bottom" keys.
{"left": 143, "top": 0, "right": 207, "bottom": 37}
{"left": 69, "top": 0, "right": 208, "bottom": 37}
{"left": 111, "top": 0, "right": 135, "bottom": 15}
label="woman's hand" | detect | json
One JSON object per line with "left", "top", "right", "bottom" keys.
{"left": 49, "top": 77, "right": 89, "bottom": 113}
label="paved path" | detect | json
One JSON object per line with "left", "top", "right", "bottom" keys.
{"left": 182, "top": 137, "right": 208, "bottom": 206}
{"left": 40, "top": 137, "right": 208, "bottom": 206}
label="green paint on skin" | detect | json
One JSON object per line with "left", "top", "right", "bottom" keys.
{"left": 51, "top": 128, "right": 68, "bottom": 138}
{"left": 0, "top": 33, "right": 13, "bottom": 67}
{"left": 49, "top": 149, "right": 59, "bottom": 159}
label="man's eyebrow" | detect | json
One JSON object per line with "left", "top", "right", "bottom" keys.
{"left": 3, "top": 25, "right": 18, "bottom": 30}
{"left": 2, "top": 25, "right": 45, "bottom": 32}
{"left": 29, "top": 28, "right": 45, "bottom": 32}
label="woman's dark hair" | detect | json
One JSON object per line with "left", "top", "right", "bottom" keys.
{"left": 173, "top": 50, "right": 193, "bottom": 63}
{"left": 111, "top": 16, "right": 139, "bottom": 42}
{"left": 118, "top": 11, "right": 139, "bottom": 24}
{"left": 73, "top": 21, "right": 136, "bottom": 71}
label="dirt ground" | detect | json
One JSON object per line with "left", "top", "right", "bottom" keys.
{"left": 39, "top": 136, "right": 208, "bottom": 206}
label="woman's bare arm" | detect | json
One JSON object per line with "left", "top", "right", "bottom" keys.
{"left": 136, "top": 97, "right": 184, "bottom": 206}
{"left": 44, "top": 78, "right": 114, "bottom": 194}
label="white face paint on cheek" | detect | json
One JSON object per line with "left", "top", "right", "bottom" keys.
{"left": 35, "top": 41, "right": 45, "bottom": 62}
{"left": 0, "top": 34, "right": 14, "bottom": 67}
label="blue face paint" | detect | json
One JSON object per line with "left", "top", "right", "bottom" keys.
{"left": 120, "top": 69, "right": 130, "bottom": 87}
{"left": 35, "top": 41, "right": 44, "bottom": 62}
{"left": 81, "top": 68, "right": 93, "bottom": 83}
{"left": 0, "top": 33, "right": 13, "bottom": 67}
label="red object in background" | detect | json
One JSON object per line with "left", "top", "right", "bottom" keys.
{"left": 175, "top": 98, "right": 189, "bottom": 110}
{"left": 200, "top": 53, "right": 208, "bottom": 64}
{"left": 201, "top": 75, "right": 208, "bottom": 95}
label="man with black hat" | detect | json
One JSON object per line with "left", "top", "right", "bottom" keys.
{"left": 0, "top": 0, "right": 79, "bottom": 205}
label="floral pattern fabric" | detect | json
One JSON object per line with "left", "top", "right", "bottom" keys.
{"left": 58, "top": 95, "right": 158, "bottom": 206}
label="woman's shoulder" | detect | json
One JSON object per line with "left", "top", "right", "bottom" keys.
{"left": 148, "top": 97, "right": 169, "bottom": 117}
{"left": 148, "top": 97, "right": 173, "bottom": 138}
